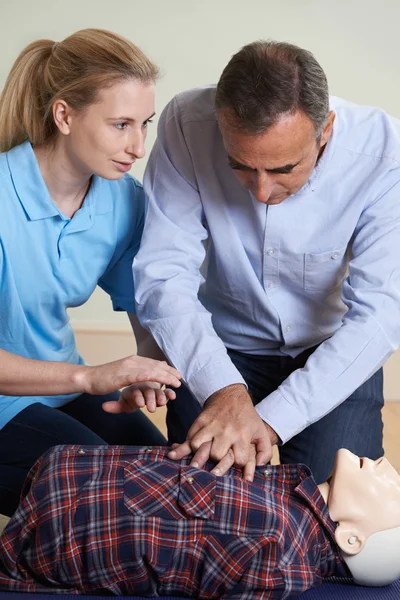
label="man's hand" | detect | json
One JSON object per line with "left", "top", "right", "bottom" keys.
{"left": 102, "top": 381, "right": 177, "bottom": 414}
{"left": 76, "top": 355, "right": 181, "bottom": 397}
{"left": 168, "top": 384, "right": 278, "bottom": 481}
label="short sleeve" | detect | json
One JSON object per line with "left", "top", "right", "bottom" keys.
{"left": 98, "top": 178, "right": 146, "bottom": 313}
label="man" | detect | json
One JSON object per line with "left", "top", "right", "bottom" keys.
{"left": 0, "top": 444, "right": 399, "bottom": 596}
{"left": 132, "top": 41, "right": 400, "bottom": 483}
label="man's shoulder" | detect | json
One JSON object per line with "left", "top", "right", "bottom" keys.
{"left": 331, "top": 96, "right": 400, "bottom": 164}
{"left": 169, "top": 85, "right": 217, "bottom": 125}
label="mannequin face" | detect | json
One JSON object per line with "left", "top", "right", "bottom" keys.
{"left": 325, "top": 449, "right": 400, "bottom": 555}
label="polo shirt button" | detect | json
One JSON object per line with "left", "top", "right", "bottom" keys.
{"left": 78, "top": 449, "right": 86, "bottom": 455}
{"left": 331, "top": 252, "right": 339, "bottom": 260}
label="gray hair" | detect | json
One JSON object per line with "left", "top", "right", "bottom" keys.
{"left": 215, "top": 40, "right": 329, "bottom": 137}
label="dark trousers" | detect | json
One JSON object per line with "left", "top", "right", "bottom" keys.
{"left": 0, "top": 392, "right": 166, "bottom": 517}
{"left": 166, "top": 348, "right": 384, "bottom": 483}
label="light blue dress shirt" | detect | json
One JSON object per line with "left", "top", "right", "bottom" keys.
{"left": 0, "top": 141, "right": 145, "bottom": 429}
{"left": 134, "top": 86, "right": 400, "bottom": 444}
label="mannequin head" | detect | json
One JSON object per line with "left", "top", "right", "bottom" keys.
{"left": 319, "top": 449, "right": 400, "bottom": 586}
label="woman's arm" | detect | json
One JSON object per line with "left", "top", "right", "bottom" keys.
{"left": 0, "top": 348, "right": 181, "bottom": 397}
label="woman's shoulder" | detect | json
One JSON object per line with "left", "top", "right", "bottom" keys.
{"left": 94, "top": 173, "right": 146, "bottom": 223}
{"left": 100, "top": 173, "right": 144, "bottom": 201}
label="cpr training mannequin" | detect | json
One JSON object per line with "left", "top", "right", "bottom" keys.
{"left": 0, "top": 445, "right": 399, "bottom": 598}
{"left": 318, "top": 448, "right": 400, "bottom": 587}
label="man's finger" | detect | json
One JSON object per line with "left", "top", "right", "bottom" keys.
{"left": 254, "top": 434, "right": 273, "bottom": 466}
{"left": 167, "top": 440, "right": 192, "bottom": 460}
{"left": 189, "top": 426, "right": 224, "bottom": 453}
{"left": 243, "top": 445, "right": 257, "bottom": 482}
{"left": 210, "top": 448, "right": 235, "bottom": 476}
{"left": 189, "top": 441, "right": 212, "bottom": 470}
{"left": 186, "top": 419, "right": 206, "bottom": 444}
{"left": 229, "top": 440, "right": 250, "bottom": 468}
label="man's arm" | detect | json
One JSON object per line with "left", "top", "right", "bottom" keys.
{"left": 255, "top": 177, "right": 400, "bottom": 443}
{"left": 133, "top": 96, "right": 273, "bottom": 472}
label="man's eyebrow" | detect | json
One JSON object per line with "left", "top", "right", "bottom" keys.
{"left": 227, "top": 155, "right": 300, "bottom": 173}
{"left": 267, "top": 161, "right": 300, "bottom": 174}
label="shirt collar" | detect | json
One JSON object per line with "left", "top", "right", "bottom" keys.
{"left": 6, "top": 141, "right": 112, "bottom": 221}
{"left": 294, "top": 467, "right": 338, "bottom": 541}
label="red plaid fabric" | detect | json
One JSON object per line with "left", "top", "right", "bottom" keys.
{"left": 0, "top": 445, "right": 349, "bottom": 598}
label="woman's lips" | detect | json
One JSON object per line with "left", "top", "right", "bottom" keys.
{"left": 113, "top": 160, "right": 134, "bottom": 172}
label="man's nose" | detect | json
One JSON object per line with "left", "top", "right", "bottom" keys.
{"left": 252, "top": 173, "right": 273, "bottom": 204}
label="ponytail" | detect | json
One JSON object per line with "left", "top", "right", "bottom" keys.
{"left": 0, "top": 40, "right": 56, "bottom": 152}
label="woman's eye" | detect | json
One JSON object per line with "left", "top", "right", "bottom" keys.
{"left": 142, "top": 118, "right": 154, "bottom": 128}
{"left": 115, "top": 122, "right": 129, "bottom": 130}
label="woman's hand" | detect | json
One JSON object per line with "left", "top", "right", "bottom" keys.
{"left": 78, "top": 355, "right": 181, "bottom": 397}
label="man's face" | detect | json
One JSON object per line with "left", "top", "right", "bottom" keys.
{"left": 218, "top": 108, "right": 334, "bottom": 205}
{"left": 327, "top": 449, "right": 400, "bottom": 539}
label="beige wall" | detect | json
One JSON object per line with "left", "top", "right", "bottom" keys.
{"left": 2, "top": 0, "right": 400, "bottom": 398}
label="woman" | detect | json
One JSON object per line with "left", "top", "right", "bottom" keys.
{"left": 0, "top": 29, "right": 181, "bottom": 516}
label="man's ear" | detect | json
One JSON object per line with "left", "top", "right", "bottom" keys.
{"left": 335, "top": 525, "right": 366, "bottom": 555}
{"left": 319, "top": 110, "right": 335, "bottom": 147}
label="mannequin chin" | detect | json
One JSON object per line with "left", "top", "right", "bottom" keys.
{"left": 341, "top": 526, "right": 400, "bottom": 586}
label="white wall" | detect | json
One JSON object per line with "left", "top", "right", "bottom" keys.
{"left": 2, "top": 0, "right": 400, "bottom": 396}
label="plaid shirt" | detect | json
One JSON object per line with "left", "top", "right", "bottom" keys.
{"left": 0, "top": 445, "right": 349, "bottom": 598}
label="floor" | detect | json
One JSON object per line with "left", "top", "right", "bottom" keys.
{"left": 1, "top": 401, "right": 399, "bottom": 533}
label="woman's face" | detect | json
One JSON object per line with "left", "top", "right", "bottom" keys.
{"left": 59, "top": 78, "right": 155, "bottom": 180}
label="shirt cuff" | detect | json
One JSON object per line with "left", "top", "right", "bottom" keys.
{"left": 187, "top": 360, "right": 247, "bottom": 406}
{"left": 111, "top": 296, "right": 136, "bottom": 313}
{"left": 255, "top": 389, "right": 307, "bottom": 444}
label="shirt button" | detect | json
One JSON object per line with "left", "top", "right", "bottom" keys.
{"left": 285, "top": 324, "right": 292, "bottom": 333}
{"left": 263, "top": 469, "right": 271, "bottom": 478}
{"left": 267, "top": 281, "right": 275, "bottom": 289}
{"left": 267, "top": 248, "right": 275, "bottom": 256}
{"left": 331, "top": 252, "right": 339, "bottom": 260}
{"left": 145, "top": 447, "right": 153, "bottom": 452}
{"left": 78, "top": 449, "right": 86, "bottom": 455}
{"left": 186, "top": 476, "right": 194, "bottom": 484}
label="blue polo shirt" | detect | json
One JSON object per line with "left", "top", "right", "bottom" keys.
{"left": 0, "top": 141, "right": 145, "bottom": 429}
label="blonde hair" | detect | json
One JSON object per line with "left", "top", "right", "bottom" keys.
{"left": 0, "top": 29, "right": 159, "bottom": 152}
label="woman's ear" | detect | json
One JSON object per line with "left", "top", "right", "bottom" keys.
{"left": 335, "top": 525, "right": 366, "bottom": 555}
{"left": 52, "top": 99, "right": 73, "bottom": 136}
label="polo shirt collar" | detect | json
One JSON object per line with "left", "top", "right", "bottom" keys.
{"left": 6, "top": 141, "right": 112, "bottom": 221}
